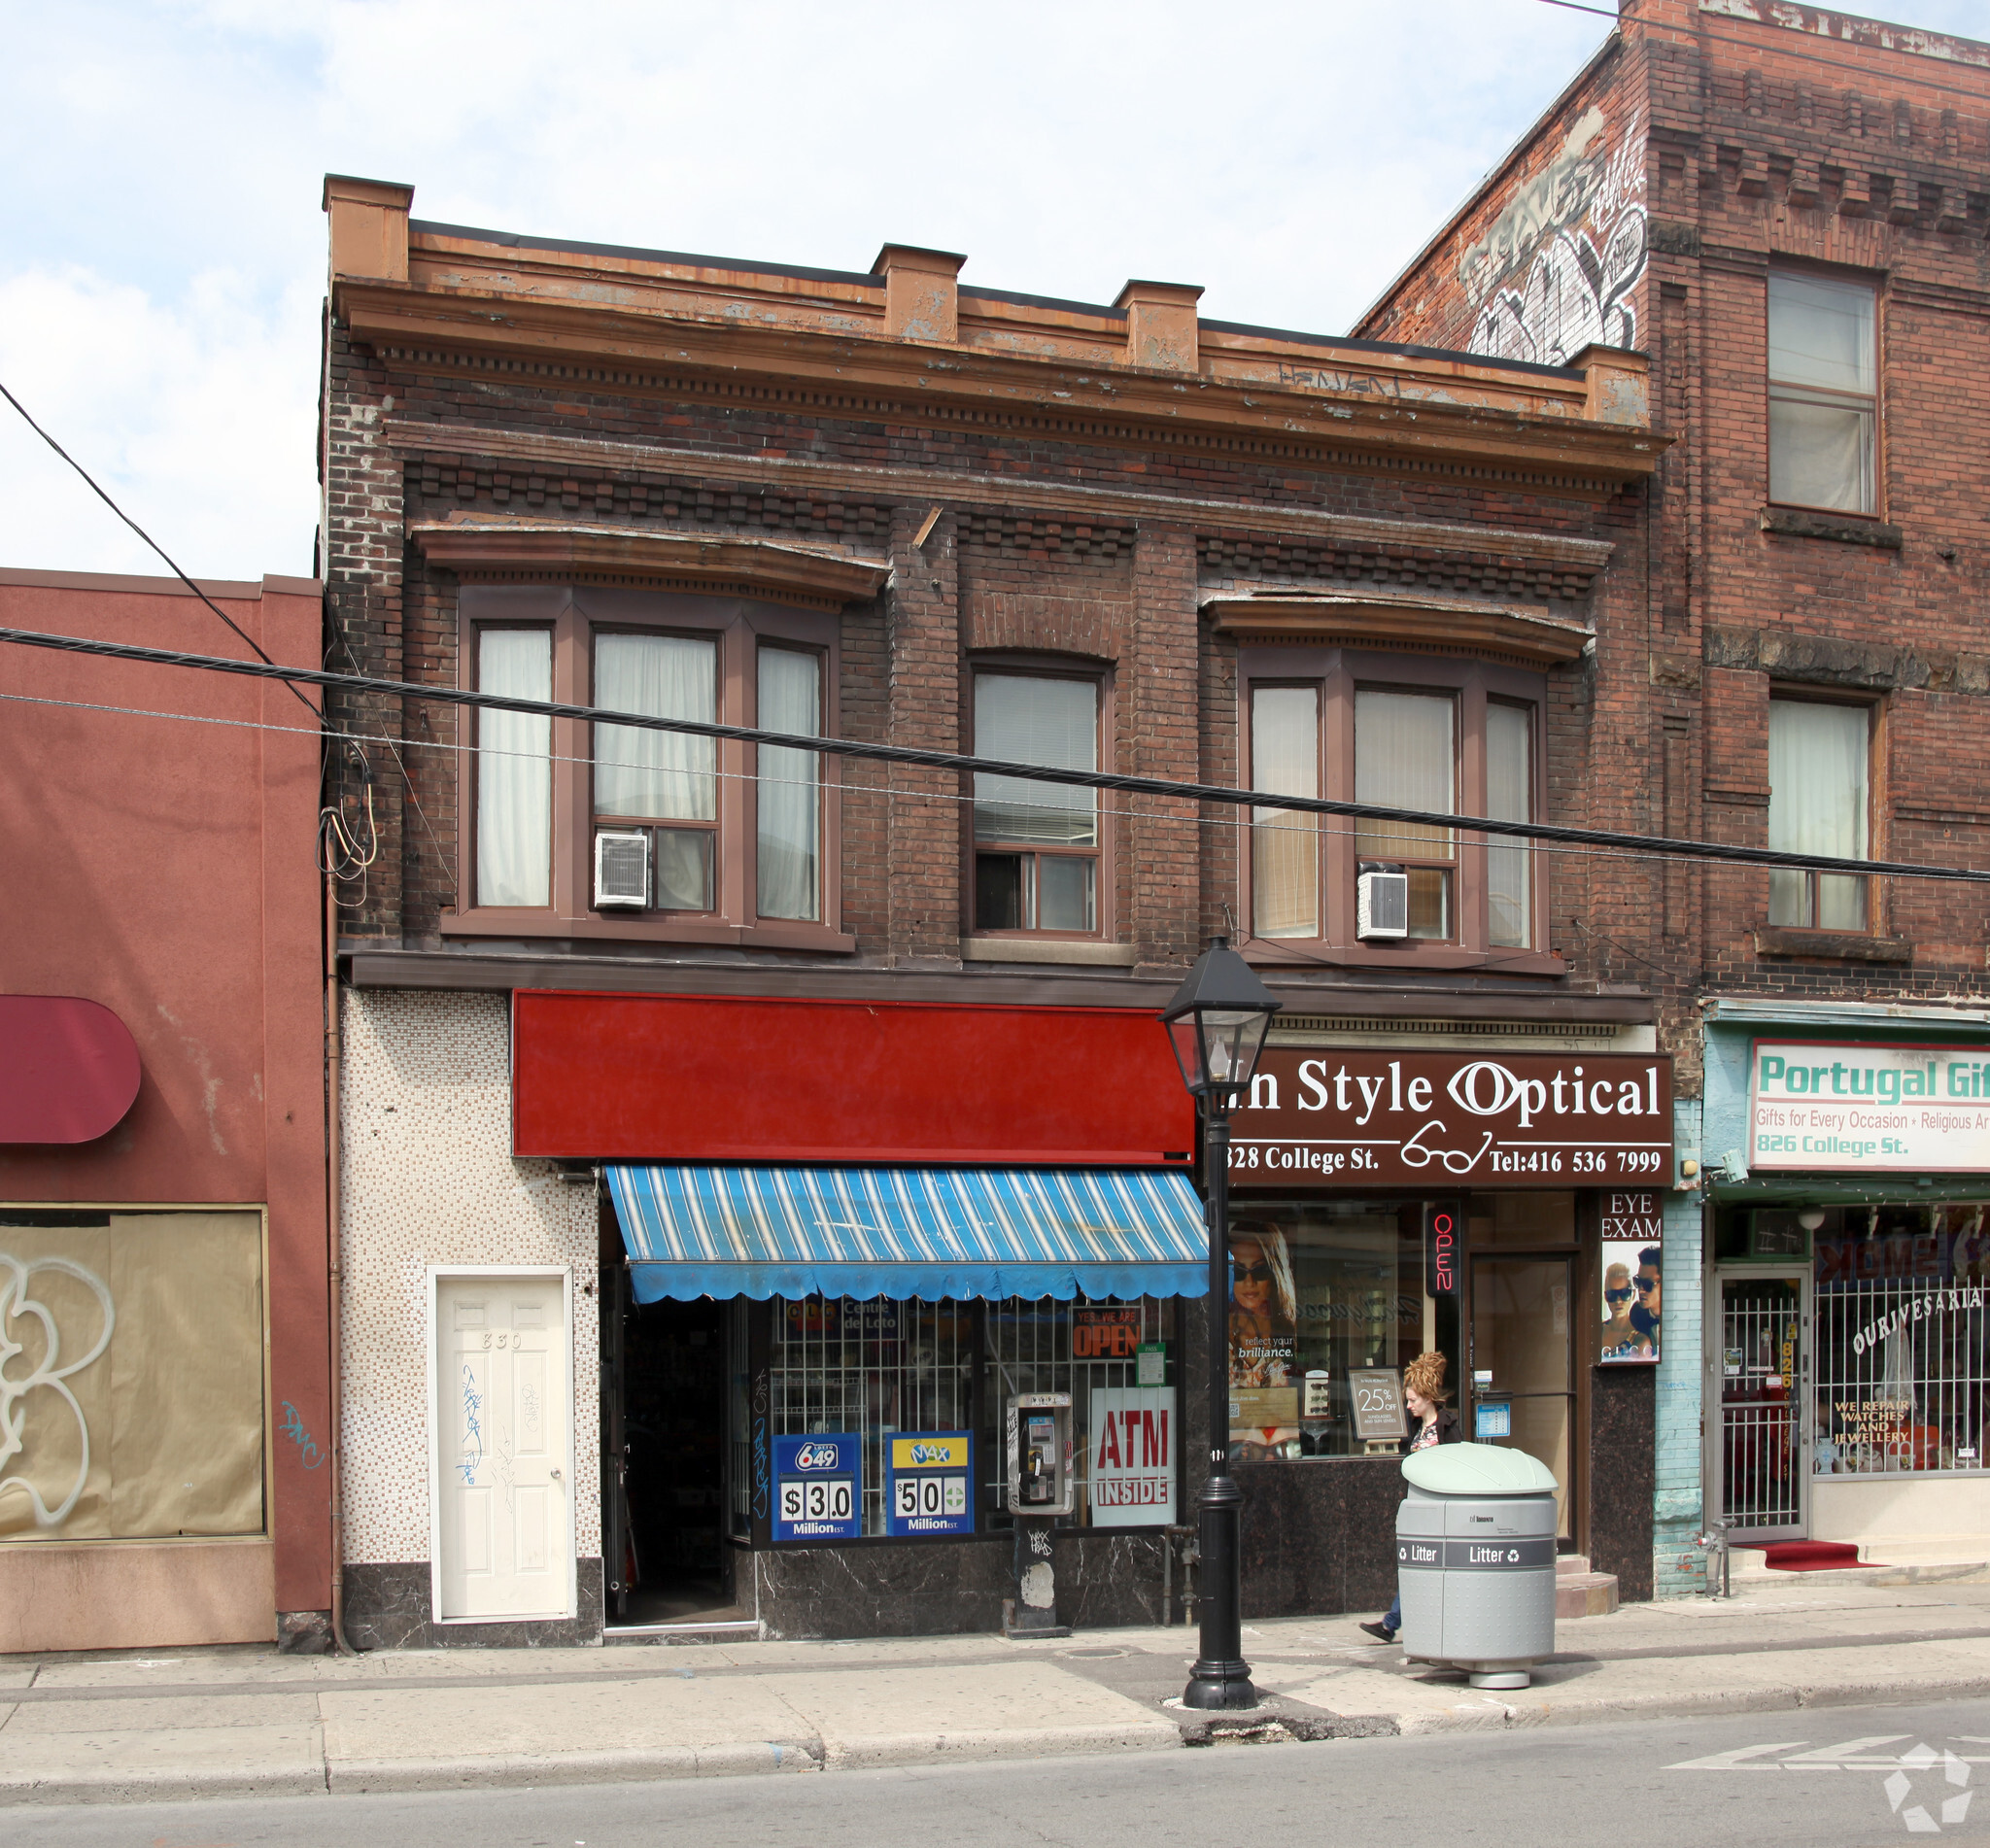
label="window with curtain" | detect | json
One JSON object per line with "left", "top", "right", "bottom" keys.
{"left": 1768, "top": 698, "right": 1870, "bottom": 931}
{"left": 594, "top": 632, "right": 718, "bottom": 910}
{"left": 757, "top": 646, "right": 821, "bottom": 922}
{"left": 973, "top": 672, "right": 1100, "bottom": 935}
{"left": 476, "top": 627, "right": 552, "bottom": 907}
{"left": 1242, "top": 660, "right": 1541, "bottom": 958}
{"left": 1486, "top": 702, "right": 1534, "bottom": 949}
{"left": 1252, "top": 687, "right": 1320, "bottom": 940}
{"left": 1768, "top": 271, "right": 1877, "bottom": 515}
{"left": 1355, "top": 689, "right": 1456, "bottom": 940}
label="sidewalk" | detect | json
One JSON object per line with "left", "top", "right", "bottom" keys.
{"left": 5, "top": 1574, "right": 1990, "bottom": 1804}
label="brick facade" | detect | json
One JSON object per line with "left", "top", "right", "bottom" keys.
{"left": 1361, "top": 0, "right": 1990, "bottom": 1593}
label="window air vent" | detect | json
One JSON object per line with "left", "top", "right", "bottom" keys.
{"left": 1355, "top": 863, "right": 1409, "bottom": 941}
{"left": 594, "top": 830, "right": 651, "bottom": 909}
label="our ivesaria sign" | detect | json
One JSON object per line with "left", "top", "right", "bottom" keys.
{"left": 1228, "top": 1049, "right": 1673, "bottom": 1188}
{"left": 1750, "top": 1041, "right": 1990, "bottom": 1173}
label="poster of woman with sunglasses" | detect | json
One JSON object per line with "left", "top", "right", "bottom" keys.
{"left": 1229, "top": 1224, "right": 1301, "bottom": 1455}
{"left": 1600, "top": 1243, "right": 1661, "bottom": 1361}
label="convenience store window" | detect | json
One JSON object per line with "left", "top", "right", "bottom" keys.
{"left": 762, "top": 1294, "right": 1178, "bottom": 1536}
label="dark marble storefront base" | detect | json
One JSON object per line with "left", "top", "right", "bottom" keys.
{"left": 1234, "top": 1455, "right": 1403, "bottom": 1620}
{"left": 342, "top": 1559, "right": 605, "bottom": 1650}
{"left": 750, "top": 1528, "right": 1178, "bottom": 1639}
{"left": 1589, "top": 1363, "right": 1656, "bottom": 1600}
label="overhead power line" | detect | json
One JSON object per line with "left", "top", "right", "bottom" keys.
{"left": 3, "top": 621, "right": 1986, "bottom": 889}
{"left": 0, "top": 378, "right": 318, "bottom": 712}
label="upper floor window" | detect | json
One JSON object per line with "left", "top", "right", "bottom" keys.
{"left": 972, "top": 670, "right": 1101, "bottom": 936}
{"left": 1767, "top": 696, "right": 1870, "bottom": 933}
{"left": 1768, "top": 271, "right": 1877, "bottom": 515}
{"left": 461, "top": 585, "right": 840, "bottom": 945}
{"left": 1245, "top": 652, "right": 1541, "bottom": 962}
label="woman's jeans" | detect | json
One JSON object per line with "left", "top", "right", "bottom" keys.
{"left": 1385, "top": 1591, "right": 1401, "bottom": 1631}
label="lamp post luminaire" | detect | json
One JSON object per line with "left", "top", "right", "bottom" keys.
{"left": 1159, "top": 934, "right": 1282, "bottom": 1711}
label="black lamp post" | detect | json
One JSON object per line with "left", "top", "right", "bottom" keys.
{"left": 1159, "top": 934, "right": 1282, "bottom": 1710}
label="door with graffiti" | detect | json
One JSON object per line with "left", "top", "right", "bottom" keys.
{"left": 433, "top": 1272, "right": 574, "bottom": 1622}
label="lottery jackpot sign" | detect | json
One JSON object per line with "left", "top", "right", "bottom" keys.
{"left": 884, "top": 1431, "right": 975, "bottom": 1536}
{"left": 772, "top": 1433, "right": 861, "bottom": 1542}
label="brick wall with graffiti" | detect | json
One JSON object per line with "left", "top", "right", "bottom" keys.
{"left": 1357, "top": 52, "right": 1648, "bottom": 370}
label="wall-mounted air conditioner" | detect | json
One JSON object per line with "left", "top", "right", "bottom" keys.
{"left": 1355, "top": 862, "right": 1409, "bottom": 941}
{"left": 594, "top": 830, "right": 651, "bottom": 909}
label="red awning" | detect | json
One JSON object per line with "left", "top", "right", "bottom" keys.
{"left": 0, "top": 995, "right": 142, "bottom": 1144}
{"left": 512, "top": 990, "right": 1194, "bottom": 1166}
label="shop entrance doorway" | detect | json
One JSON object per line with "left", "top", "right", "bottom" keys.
{"left": 1707, "top": 1268, "right": 1809, "bottom": 1540}
{"left": 601, "top": 1279, "right": 738, "bottom": 1627}
{"left": 1469, "top": 1254, "right": 1576, "bottom": 1542}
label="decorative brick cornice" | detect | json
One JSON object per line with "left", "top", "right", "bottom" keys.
{"left": 382, "top": 419, "right": 1617, "bottom": 578}
{"left": 338, "top": 283, "right": 1663, "bottom": 491}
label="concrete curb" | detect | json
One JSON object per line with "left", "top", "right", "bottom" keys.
{"left": 0, "top": 1765, "right": 328, "bottom": 1807}
{"left": 1373, "top": 1671, "right": 1990, "bottom": 1735}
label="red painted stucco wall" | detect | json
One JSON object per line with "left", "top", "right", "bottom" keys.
{"left": 0, "top": 567, "right": 330, "bottom": 1621}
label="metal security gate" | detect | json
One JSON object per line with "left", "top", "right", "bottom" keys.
{"left": 1706, "top": 1267, "right": 1810, "bottom": 1540}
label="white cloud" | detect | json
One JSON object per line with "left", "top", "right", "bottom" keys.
{"left": 5, "top": 0, "right": 1989, "bottom": 574}
{"left": 0, "top": 265, "right": 321, "bottom": 581}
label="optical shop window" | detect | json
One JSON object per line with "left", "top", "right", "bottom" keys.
{"left": 1749, "top": 1205, "right": 1990, "bottom": 1476}
{"left": 1226, "top": 1201, "right": 1461, "bottom": 1460}
{"left": 762, "top": 1295, "right": 1176, "bottom": 1537}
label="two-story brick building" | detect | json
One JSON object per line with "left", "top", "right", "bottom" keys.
{"left": 1361, "top": 0, "right": 1990, "bottom": 1588}
{"left": 318, "top": 176, "right": 1675, "bottom": 1643}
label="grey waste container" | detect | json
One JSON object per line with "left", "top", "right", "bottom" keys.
{"left": 1395, "top": 1443, "right": 1559, "bottom": 1689}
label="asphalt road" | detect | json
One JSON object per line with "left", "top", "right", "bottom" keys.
{"left": 18, "top": 1697, "right": 1990, "bottom": 1848}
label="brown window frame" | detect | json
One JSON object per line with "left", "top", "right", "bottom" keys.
{"left": 1765, "top": 689, "right": 1879, "bottom": 935}
{"left": 1239, "top": 648, "right": 1557, "bottom": 974}
{"left": 1765, "top": 265, "right": 1882, "bottom": 520}
{"left": 963, "top": 659, "right": 1114, "bottom": 943}
{"left": 448, "top": 582, "right": 848, "bottom": 951}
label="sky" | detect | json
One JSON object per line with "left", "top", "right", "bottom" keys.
{"left": 3, "top": 0, "right": 1989, "bottom": 582}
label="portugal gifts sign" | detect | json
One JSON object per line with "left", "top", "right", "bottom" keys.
{"left": 1750, "top": 1042, "right": 1990, "bottom": 1174}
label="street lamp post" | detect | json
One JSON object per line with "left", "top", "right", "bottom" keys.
{"left": 1159, "top": 934, "right": 1282, "bottom": 1711}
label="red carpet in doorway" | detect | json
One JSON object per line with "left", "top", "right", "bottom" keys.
{"left": 1737, "top": 1541, "right": 1879, "bottom": 1571}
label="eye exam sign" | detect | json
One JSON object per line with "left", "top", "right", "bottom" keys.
{"left": 1751, "top": 1041, "right": 1990, "bottom": 1173}
{"left": 1228, "top": 1049, "right": 1673, "bottom": 1188}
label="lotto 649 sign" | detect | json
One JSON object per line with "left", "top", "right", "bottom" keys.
{"left": 1228, "top": 1049, "right": 1673, "bottom": 1188}
{"left": 772, "top": 1433, "right": 861, "bottom": 1542}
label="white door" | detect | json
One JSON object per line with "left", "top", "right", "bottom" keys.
{"left": 434, "top": 1274, "right": 572, "bottom": 1621}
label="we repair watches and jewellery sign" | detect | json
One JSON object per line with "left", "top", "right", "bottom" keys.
{"left": 1750, "top": 1041, "right": 1990, "bottom": 1173}
{"left": 1226, "top": 1049, "right": 1672, "bottom": 1187}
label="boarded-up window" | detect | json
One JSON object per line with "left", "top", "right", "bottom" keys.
{"left": 0, "top": 1213, "right": 264, "bottom": 1542}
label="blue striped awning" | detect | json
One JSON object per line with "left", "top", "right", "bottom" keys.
{"left": 606, "top": 1165, "right": 1209, "bottom": 1304}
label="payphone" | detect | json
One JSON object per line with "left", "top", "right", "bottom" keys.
{"left": 1005, "top": 1391, "right": 1074, "bottom": 1516}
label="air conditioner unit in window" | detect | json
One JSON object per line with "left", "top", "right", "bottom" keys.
{"left": 594, "top": 830, "right": 651, "bottom": 909}
{"left": 1355, "top": 862, "right": 1410, "bottom": 941}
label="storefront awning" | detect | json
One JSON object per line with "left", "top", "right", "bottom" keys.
{"left": 606, "top": 1165, "right": 1209, "bottom": 1304}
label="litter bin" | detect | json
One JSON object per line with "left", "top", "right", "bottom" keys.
{"left": 1394, "top": 1442, "right": 1559, "bottom": 1689}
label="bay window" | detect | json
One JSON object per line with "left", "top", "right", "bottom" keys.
{"left": 972, "top": 671, "right": 1102, "bottom": 936}
{"left": 457, "top": 584, "right": 841, "bottom": 944}
{"left": 1243, "top": 651, "right": 1544, "bottom": 963}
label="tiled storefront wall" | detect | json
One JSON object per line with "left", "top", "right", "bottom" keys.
{"left": 1654, "top": 1098, "right": 1708, "bottom": 1596}
{"left": 339, "top": 987, "right": 600, "bottom": 1566}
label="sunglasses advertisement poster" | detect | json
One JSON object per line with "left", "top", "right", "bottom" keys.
{"left": 1228, "top": 1223, "right": 1298, "bottom": 1453}
{"left": 1600, "top": 1190, "right": 1664, "bottom": 1364}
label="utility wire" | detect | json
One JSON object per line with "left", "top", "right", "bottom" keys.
{"left": 3, "top": 621, "right": 1986, "bottom": 889}
{"left": 0, "top": 378, "right": 318, "bottom": 712}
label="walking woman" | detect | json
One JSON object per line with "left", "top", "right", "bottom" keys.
{"left": 1358, "top": 1351, "right": 1461, "bottom": 1644}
